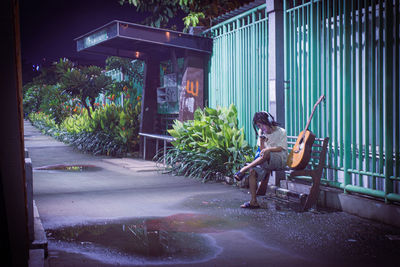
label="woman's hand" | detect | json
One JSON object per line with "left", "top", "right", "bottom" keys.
{"left": 260, "top": 148, "right": 270, "bottom": 160}
{"left": 259, "top": 134, "right": 267, "bottom": 140}
{"left": 240, "top": 166, "right": 249, "bottom": 173}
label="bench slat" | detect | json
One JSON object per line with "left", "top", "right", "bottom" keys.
{"left": 287, "top": 137, "right": 325, "bottom": 143}
{"left": 287, "top": 141, "right": 324, "bottom": 147}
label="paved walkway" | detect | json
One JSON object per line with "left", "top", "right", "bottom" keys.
{"left": 25, "top": 121, "right": 400, "bottom": 267}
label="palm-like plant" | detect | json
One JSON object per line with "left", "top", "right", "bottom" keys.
{"left": 61, "top": 66, "right": 112, "bottom": 118}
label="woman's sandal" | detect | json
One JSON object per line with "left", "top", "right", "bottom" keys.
{"left": 240, "top": 201, "right": 260, "bottom": 209}
{"left": 234, "top": 171, "right": 246, "bottom": 181}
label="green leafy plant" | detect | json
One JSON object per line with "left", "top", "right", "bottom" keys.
{"left": 23, "top": 84, "right": 42, "bottom": 115}
{"left": 61, "top": 110, "right": 93, "bottom": 134}
{"left": 159, "top": 104, "right": 253, "bottom": 181}
{"left": 74, "top": 100, "right": 141, "bottom": 155}
{"left": 39, "top": 84, "right": 70, "bottom": 124}
{"left": 28, "top": 112, "right": 60, "bottom": 136}
{"left": 29, "top": 100, "right": 142, "bottom": 157}
{"left": 119, "top": 0, "right": 251, "bottom": 30}
{"left": 23, "top": 58, "right": 75, "bottom": 117}
{"left": 105, "top": 56, "right": 144, "bottom": 85}
{"left": 183, "top": 12, "right": 205, "bottom": 28}
{"left": 61, "top": 66, "right": 113, "bottom": 119}
{"left": 25, "top": 57, "right": 142, "bottom": 157}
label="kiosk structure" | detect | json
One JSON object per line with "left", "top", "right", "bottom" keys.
{"left": 75, "top": 20, "right": 212, "bottom": 159}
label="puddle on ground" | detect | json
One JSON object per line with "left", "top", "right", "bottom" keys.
{"left": 47, "top": 213, "right": 229, "bottom": 264}
{"left": 34, "top": 164, "right": 101, "bottom": 172}
{"left": 262, "top": 194, "right": 336, "bottom": 214}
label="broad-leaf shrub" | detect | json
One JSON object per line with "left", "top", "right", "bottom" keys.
{"left": 161, "top": 104, "right": 253, "bottom": 181}
{"left": 61, "top": 111, "right": 93, "bottom": 134}
{"left": 39, "top": 84, "right": 71, "bottom": 124}
{"left": 29, "top": 100, "right": 141, "bottom": 156}
{"left": 89, "top": 100, "right": 141, "bottom": 153}
{"left": 29, "top": 112, "right": 60, "bottom": 136}
{"left": 23, "top": 84, "right": 42, "bottom": 115}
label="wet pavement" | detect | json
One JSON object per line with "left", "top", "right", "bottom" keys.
{"left": 25, "top": 121, "right": 400, "bottom": 267}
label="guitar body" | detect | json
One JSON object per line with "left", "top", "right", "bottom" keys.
{"left": 287, "top": 130, "right": 316, "bottom": 170}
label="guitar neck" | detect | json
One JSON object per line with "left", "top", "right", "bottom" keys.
{"left": 302, "top": 108, "right": 317, "bottom": 134}
{"left": 301, "top": 95, "right": 325, "bottom": 138}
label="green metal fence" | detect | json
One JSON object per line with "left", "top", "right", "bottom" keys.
{"left": 208, "top": 3, "right": 268, "bottom": 147}
{"left": 284, "top": 0, "right": 400, "bottom": 203}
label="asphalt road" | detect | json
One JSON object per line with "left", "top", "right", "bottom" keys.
{"left": 25, "top": 121, "right": 400, "bottom": 267}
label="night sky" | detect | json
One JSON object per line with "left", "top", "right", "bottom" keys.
{"left": 19, "top": 0, "right": 179, "bottom": 71}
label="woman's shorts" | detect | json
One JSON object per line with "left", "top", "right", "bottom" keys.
{"left": 251, "top": 152, "right": 287, "bottom": 181}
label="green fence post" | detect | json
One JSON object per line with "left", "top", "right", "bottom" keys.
{"left": 311, "top": 0, "right": 317, "bottom": 132}
{"left": 371, "top": 0, "right": 377, "bottom": 189}
{"left": 284, "top": 0, "right": 289, "bottom": 133}
{"left": 396, "top": 0, "right": 400, "bottom": 181}
{"left": 358, "top": 0, "right": 363, "bottom": 186}
{"left": 378, "top": 0, "right": 384, "bottom": 177}
{"left": 384, "top": 0, "right": 394, "bottom": 203}
{"left": 364, "top": 0, "right": 370, "bottom": 187}
{"left": 333, "top": 1, "right": 339, "bottom": 182}
{"left": 351, "top": 0, "right": 357, "bottom": 180}
{"left": 339, "top": 0, "right": 344, "bottom": 168}
{"left": 343, "top": 0, "right": 352, "bottom": 191}
{"left": 296, "top": 6, "right": 299, "bottom": 132}
{"left": 327, "top": 0, "right": 333, "bottom": 174}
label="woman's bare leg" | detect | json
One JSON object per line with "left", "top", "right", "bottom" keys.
{"left": 249, "top": 169, "right": 258, "bottom": 205}
{"left": 256, "top": 172, "right": 270, "bottom": 196}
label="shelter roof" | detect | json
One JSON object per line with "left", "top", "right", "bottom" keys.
{"left": 74, "top": 20, "right": 213, "bottom": 61}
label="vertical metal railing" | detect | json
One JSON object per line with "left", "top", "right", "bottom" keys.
{"left": 284, "top": 0, "right": 400, "bottom": 203}
{"left": 207, "top": 4, "right": 268, "bottom": 147}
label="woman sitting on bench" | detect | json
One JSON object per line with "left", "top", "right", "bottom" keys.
{"left": 234, "top": 111, "right": 288, "bottom": 209}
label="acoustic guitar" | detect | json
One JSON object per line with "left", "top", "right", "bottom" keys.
{"left": 287, "top": 95, "right": 325, "bottom": 170}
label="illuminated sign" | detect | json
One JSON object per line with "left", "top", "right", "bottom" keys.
{"left": 76, "top": 23, "right": 118, "bottom": 51}
{"left": 84, "top": 30, "right": 108, "bottom": 48}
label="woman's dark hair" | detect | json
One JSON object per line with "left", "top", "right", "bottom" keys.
{"left": 252, "top": 111, "right": 280, "bottom": 136}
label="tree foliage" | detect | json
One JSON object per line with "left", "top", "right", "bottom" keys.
{"left": 61, "top": 66, "right": 113, "bottom": 118}
{"left": 25, "top": 57, "right": 143, "bottom": 156}
{"left": 39, "top": 84, "right": 70, "bottom": 124}
{"left": 105, "top": 56, "right": 144, "bottom": 85}
{"left": 22, "top": 58, "right": 74, "bottom": 118}
{"left": 119, "top": 0, "right": 252, "bottom": 30}
{"left": 183, "top": 11, "right": 205, "bottom": 28}
{"left": 105, "top": 56, "right": 144, "bottom": 102}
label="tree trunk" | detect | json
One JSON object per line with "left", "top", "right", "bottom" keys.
{"left": 82, "top": 101, "right": 92, "bottom": 119}
{"left": 89, "top": 98, "right": 96, "bottom": 111}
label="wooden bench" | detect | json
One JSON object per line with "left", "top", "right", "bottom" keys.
{"left": 283, "top": 135, "right": 330, "bottom": 211}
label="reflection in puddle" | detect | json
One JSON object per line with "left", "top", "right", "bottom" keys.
{"left": 47, "top": 214, "right": 227, "bottom": 264}
{"left": 272, "top": 200, "right": 303, "bottom": 213}
{"left": 34, "top": 164, "right": 101, "bottom": 172}
{"left": 263, "top": 194, "right": 336, "bottom": 214}
{"left": 261, "top": 194, "right": 303, "bottom": 213}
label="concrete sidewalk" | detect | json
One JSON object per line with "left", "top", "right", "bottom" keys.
{"left": 25, "top": 121, "right": 400, "bottom": 267}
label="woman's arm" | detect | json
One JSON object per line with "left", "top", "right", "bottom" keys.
{"left": 240, "top": 156, "right": 267, "bottom": 173}
{"left": 261, "top": 146, "right": 284, "bottom": 155}
{"left": 259, "top": 146, "right": 285, "bottom": 161}
{"left": 240, "top": 146, "right": 285, "bottom": 173}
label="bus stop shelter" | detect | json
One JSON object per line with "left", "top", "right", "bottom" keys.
{"left": 75, "top": 20, "right": 212, "bottom": 159}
